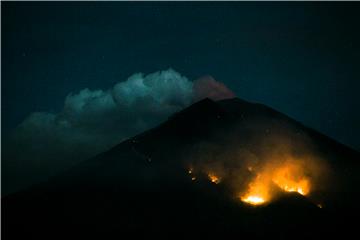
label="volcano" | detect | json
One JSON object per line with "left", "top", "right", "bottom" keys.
{"left": 3, "top": 98, "right": 360, "bottom": 239}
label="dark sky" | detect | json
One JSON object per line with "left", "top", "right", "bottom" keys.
{"left": 2, "top": 2, "right": 360, "bottom": 150}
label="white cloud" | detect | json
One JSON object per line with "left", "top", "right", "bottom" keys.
{"left": 4, "top": 68, "right": 235, "bottom": 194}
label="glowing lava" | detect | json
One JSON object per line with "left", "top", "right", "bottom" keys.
{"left": 241, "top": 196, "right": 265, "bottom": 205}
{"left": 240, "top": 174, "right": 270, "bottom": 206}
{"left": 272, "top": 164, "right": 310, "bottom": 196}
{"left": 208, "top": 173, "right": 220, "bottom": 184}
{"left": 240, "top": 160, "right": 312, "bottom": 206}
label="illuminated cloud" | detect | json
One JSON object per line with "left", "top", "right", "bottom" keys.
{"left": 193, "top": 75, "right": 235, "bottom": 102}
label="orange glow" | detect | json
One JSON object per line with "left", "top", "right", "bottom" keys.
{"left": 191, "top": 177, "right": 196, "bottom": 181}
{"left": 208, "top": 173, "right": 221, "bottom": 184}
{"left": 272, "top": 163, "right": 310, "bottom": 196}
{"left": 241, "top": 160, "right": 312, "bottom": 206}
{"left": 240, "top": 174, "right": 270, "bottom": 206}
{"left": 241, "top": 195, "right": 265, "bottom": 205}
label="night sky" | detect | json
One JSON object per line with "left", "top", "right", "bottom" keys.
{"left": 3, "top": 2, "right": 360, "bottom": 151}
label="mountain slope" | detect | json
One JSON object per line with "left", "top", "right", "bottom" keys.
{"left": 3, "top": 98, "right": 360, "bottom": 239}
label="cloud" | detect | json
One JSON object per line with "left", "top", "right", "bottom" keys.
{"left": 3, "top": 69, "right": 235, "bottom": 194}
{"left": 193, "top": 75, "right": 235, "bottom": 102}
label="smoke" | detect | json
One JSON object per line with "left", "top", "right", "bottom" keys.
{"left": 4, "top": 68, "right": 235, "bottom": 194}
{"left": 193, "top": 75, "right": 235, "bottom": 102}
{"left": 182, "top": 119, "right": 330, "bottom": 205}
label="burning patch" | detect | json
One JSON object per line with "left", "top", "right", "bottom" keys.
{"left": 272, "top": 163, "right": 311, "bottom": 196}
{"left": 208, "top": 173, "right": 221, "bottom": 184}
{"left": 240, "top": 158, "right": 316, "bottom": 206}
{"left": 241, "top": 196, "right": 266, "bottom": 205}
{"left": 184, "top": 132, "right": 329, "bottom": 207}
{"left": 240, "top": 173, "right": 271, "bottom": 205}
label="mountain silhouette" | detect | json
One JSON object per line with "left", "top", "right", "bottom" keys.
{"left": 3, "top": 98, "right": 360, "bottom": 239}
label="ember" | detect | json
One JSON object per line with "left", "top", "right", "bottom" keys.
{"left": 208, "top": 173, "right": 220, "bottom": 184}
